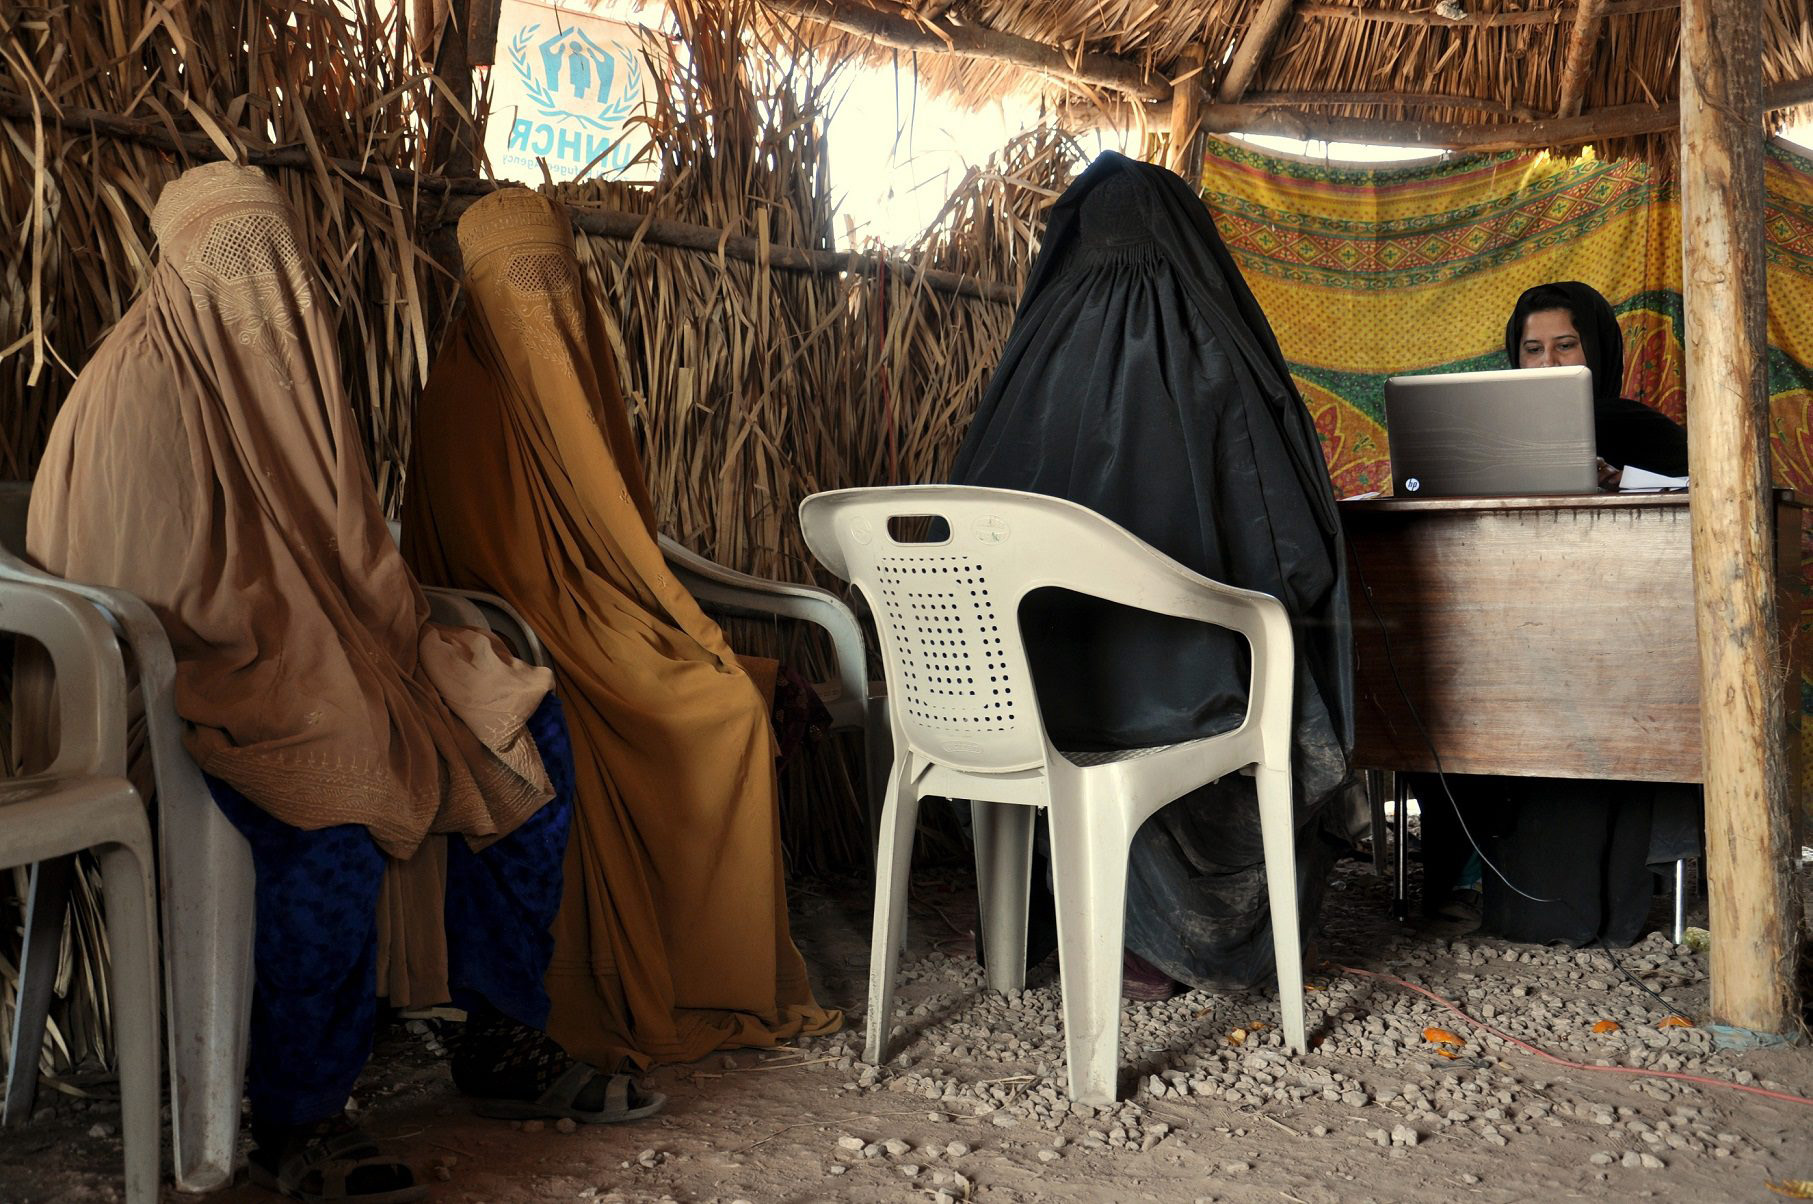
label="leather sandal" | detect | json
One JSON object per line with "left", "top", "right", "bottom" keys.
{"left": 471, "top": 1061, "right": 665, "bottom": 1124}
{"left": 247, "top": 1119, "right": 427, "bottom": 1203}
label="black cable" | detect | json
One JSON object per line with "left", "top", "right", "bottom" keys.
{"left": 1346, "top": 535, "right": 1559, "bottom": 906}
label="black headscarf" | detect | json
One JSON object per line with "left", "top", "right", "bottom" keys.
{"left": 1504, "top": 281, "right": 1689, "bottom": 475}
{"left": 950, "top": 151, "right": 1352, "bottom": 988}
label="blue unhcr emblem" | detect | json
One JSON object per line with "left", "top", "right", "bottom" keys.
{"left": 509, "top": 23, "right": 642, "bottom": 133}
{"left": 504, "top": 21, "right": 645, "bottom": 173}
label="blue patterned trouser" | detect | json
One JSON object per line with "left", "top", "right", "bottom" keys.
{"left": 207, "top": 694, "right": 576, "bottom": 1128}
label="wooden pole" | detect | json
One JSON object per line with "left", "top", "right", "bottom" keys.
{"left": 1296, "top": 0, "right": 1676, "bottom": 26}
{"left": 1680, "top": 0, "right": 1801, "bottom": 1033}
{"left": 1217, "top": 0, "right": 1297, "bottom": 103}
{"left": 760, "top": 0, "right": 1169, "bottom": 102}
{"left": 1081, "top": 76, "right": 1813, "bottom": 152}
{"left": 0, "top": 94, "right": 1017, "bottom": 304}
{"left": 1554, "top": 0, "right": 1610, "bottom": 118}
{"left": 1168, "top": 48, "right": 1206, "bottom": 179}
{"left": 467, "top": 0, "right": 503, "bottom": 69}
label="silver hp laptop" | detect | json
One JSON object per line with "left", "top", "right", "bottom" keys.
{"left": 1384, "top": 364, "right": 1597, "bottom": 497}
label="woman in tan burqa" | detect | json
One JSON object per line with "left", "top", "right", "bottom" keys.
{"left": 403, "top": 187, "right": 841, "bottom": 1070}
{"left": 28, "top": 164, "right": 660, "bottom": 1204}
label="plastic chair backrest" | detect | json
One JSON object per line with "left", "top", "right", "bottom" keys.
{"left": 803, "top": 486, "right": 1277, "bottom": 781}
{"left": 803, "top": 488, "right": 1057, "bottom": 773}
{"left": 0, "top": 580, "right": 128, "bottom": 780}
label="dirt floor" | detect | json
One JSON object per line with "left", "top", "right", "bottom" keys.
{"left": 4, "top": 842, "right": 1812, "bottom": 1204}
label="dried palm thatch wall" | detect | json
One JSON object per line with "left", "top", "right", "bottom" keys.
{"left": 0, "top": 0, "right": 1072, "bottom": 1079}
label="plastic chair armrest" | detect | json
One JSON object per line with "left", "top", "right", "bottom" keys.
{"left": 659, "top": 535, "right": 869, "bottom": 728}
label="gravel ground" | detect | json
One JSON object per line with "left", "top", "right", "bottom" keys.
{"left": 3, "top": 845, "right": 1809, "bottom": 1203}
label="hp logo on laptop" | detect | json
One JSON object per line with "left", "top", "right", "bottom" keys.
{"left": 1405, "top": 477, "right": 1421, "bottom": 493}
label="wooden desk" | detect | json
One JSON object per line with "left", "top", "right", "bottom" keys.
{"left": 1342, "top": 492, "right": 1805, "bottom": 918}
{"left": 1343, "top": 492, "right": 1803, "bottom": 785}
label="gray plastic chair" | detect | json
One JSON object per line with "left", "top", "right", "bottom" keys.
{"left": 5, "top": 489, "right": 549, "bottom": 1192}
{"left": 801, "top": 485, "right": 1304, "bottom": 1105}
{"left": 658, "top": 534, "right": 889, "bottom": 842}
{"left": 0, "top": 578, "right": 160, "bottom": 1203}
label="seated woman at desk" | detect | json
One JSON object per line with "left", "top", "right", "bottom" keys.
{"left": 1417, "top": 280, "right": 1696, "bottom": 946}
{"left": 1506, "top": 280, "right": 1688, "bottom": 483}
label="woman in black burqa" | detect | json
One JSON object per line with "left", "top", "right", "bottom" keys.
{"left": 949, "top": 150, "right": 1355, "bottom": 991}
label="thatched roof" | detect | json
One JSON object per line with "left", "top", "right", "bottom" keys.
{"left": 762, "top": 0, "right": 1813, "bottom": 161}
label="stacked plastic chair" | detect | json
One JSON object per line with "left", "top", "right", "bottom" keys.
{"left": 0, "top": 577, "right": 161, "bottom": 1203}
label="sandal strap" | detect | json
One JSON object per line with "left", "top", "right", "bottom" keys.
{"left": 276, "top": 1126, "right": 392, "bottom": 1196}
{"left": 537, "top": 1061, "right": 600, "bottom": 1111}
{"left": 604, "top": 1071, "right": 631, "bottom": 1115}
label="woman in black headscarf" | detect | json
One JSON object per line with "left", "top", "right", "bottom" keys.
{"left": 1504, "top": 281, "right": 1688, "bottom": 479}
{"left": 1416, "top": 281, "right": 1695, "bottom": 946}
{"left": 950, "top": 151, "right": 1354, "bottom": 992}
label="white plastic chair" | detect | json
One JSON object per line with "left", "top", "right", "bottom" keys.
{"left": 658, "top": 534, "right": 890, "bottom": 842}
{"left": 799, "top": 484, "right": 1305, "bottom": 1105}
{"left": 3, "top": 490, "right": 550, "bottom": 1193}
{"left": 0, "top": 578, "right": 161, "bottom": 1203}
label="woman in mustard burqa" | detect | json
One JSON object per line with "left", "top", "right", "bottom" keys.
{"left": 403, "top": 188, "right": 840, "bottom": 1070}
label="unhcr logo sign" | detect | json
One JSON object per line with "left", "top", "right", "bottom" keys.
{"left": 486, "top": 1, "right": 652, "bottom": 184}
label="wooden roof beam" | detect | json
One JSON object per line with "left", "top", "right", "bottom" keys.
{"left": 1555, "top": 0, "right": 1611, "bottom": 118}
{"left": 759, "top": 0, "right": 1169, "bottom": 103}
{"left": 1179, "top": 74, "right": 1813, "bottom": 151}
{"left": 1296, "top": 0, "right": 1677, "bottom": 28}
{"left": 1218, "top": 0, "right": 1298, "bottom": 103}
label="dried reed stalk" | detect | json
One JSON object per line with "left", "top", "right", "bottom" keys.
{"left": 0, "top": 0, "right": 1078, "bottom": 1075}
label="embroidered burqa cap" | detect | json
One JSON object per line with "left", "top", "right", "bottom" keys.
{"left": 402, "top": 188, "right": 840, "bottom": 1067}
{"left": 28, "top": 163, "right": 555, "bottom": 858}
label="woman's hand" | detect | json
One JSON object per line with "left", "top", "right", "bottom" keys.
{"left": 1597, "top": 457, "right": 1623, "bottom": 490}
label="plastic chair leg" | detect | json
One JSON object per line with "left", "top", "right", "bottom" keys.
{"left": 973, "top": 801, "right": 1035, "bottom": 993}
{"left": 861, "top": 696, "right": 893, "bottom": 860}
{"left": 4, "top": 854, "right": 74, "bottom": 1125}
{"left": 1255, "top": 764, "right": 1306, "bottom": 1055}
{"left": 864, "top": 760, "right": 921, "bottom": 1067}
{"left": 161, "top": 794, "right": 255, "bottom": 1192}
{"left": 1046, "top": 798, "right": 1131, "bottom": 1106}
{"left": 97, "top": 837, "right": 162, "bottom": 1204}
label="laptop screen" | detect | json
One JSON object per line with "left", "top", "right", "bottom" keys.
{"left": 1383, "top": 365, "right": 1597, "bottom": 498}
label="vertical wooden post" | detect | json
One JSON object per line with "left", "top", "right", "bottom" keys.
{"left": 1681, "top": 0, "right": 1801, "bottom": 1033}
{"left": 1168, "top": 47, "right": 1206, "bottom": 180}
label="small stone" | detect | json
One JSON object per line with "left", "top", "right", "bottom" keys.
{"left": 883, "top": 1139, "right": 912, "bottom": 1157}
{"left": 1639, "top": 1153, "right": 1664, "bottom": 1169}
{"left": 1224, "top": 1160, "right": 1252, "bottom": 1174}
{"left": 946, "top": 1141, "right": 971, "bottom": 1157}
{"left": 1461, "top": 1173, "right": 1480, "bottom": 1184}
{"left": 86, "top": 1123, "right": 115, "bottom": 1139}
{"left": 432, "top": 1164, "right": 452, "bottom": 1182}
{"left": 1038, "top": 1149, "right": 1060, "bottom": 1162}
{"left": 837, "top": 1136, "right": 865, "bottom": 1151}
{"left": 522, "top": 1120, "right": 546, "bottom": 1134}
{"left": 555, "top": 1118, "right": 577, "bottom": 1135}
{"left": 1621, "top": 1151, "right": 1643, "bottom": 1168}
{"left": 900, "top": 1164, "right": 922, "bottom": 1177}
{"left": 828, "top": 1165, "right": 847, "bottom": 1176}
{"left": 1591, "top": 1153, "right": 1615, "bottom": 1166}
